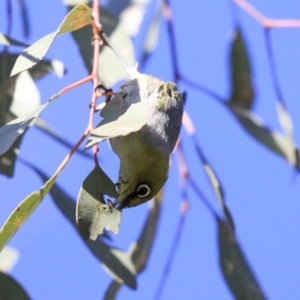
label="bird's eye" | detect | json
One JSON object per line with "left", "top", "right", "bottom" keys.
{"left": 136, "top": 184, "right": 151, "bottom": 198}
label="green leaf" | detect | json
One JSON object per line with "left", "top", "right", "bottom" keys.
{"left": 0, "top": 271, "right": 31, "bottom": 300}
{"left": 58, "top": 4, "right": 92, "bottom": 34}
{"left": 0, "top": 103, "right": 48, "bottom": 156}
{"left": 218, "top": 219, "right": 266, "bottom": 300}
{"left": 229, "top": 104, "right": 298, "bottom": 168}
{"left": 0, "top": 167, "right": 60, "bottom": 253}
{"left": 28, "top": 59, "right": 66, "bottom": 79}
{"left": 9, "top": 70, "right": 41, "bottom": 117}
{"left": 25, "top": 162, "right": 136, "bottom": 289}
{"left": 11, "top": 4, "right": 92, "bottom": 76}
{"left": 0, "top": 246, "right": 19, "bottom": 272}
{"left": 86, "top": 100, "right": 149, "bottom": 149}
{"left": 69, "top": 7, "right": 135, "bottom": 87}
{"left": 76, "top": 165, "right": 120, "bottom": 240}
{"left": 229, "top": 28, "right": 254, "bottom": 110}
{"left": 194, "top": 143, "right": 234, "bottom": 230}
{"left": 0, "top": 53, "right": 65, "bottom": 177}
{"left": 0, "top": 32, "right": 29, "bottom": 47}
{"left": 98, "top": 22, "right": 135, "bottom": 87}
{"left": 0, "top": 135, "right": 24, "bottom": 177}
{"left": 106, "top": 0, "right": 150, "bottom": 37}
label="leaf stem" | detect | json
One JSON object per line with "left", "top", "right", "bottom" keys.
{"left": 233, "top": 0, "right": 300, "bottom": 28}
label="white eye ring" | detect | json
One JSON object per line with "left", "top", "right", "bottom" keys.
{"left": 136, "top": 184, "right": 151, "bottom": 198}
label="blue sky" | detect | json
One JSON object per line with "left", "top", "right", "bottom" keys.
{"left": 1, "top": 1, "right": 300, "bottom": 299}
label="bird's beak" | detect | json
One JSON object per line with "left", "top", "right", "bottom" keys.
{"left": 114, "top": 190, "right": 132, "bottom": 209}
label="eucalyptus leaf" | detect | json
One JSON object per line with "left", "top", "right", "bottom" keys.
{"left": 11, "top": 4, "right": 92, "bottom": 76}
{"left": 0, "top": 32, "right": 29, "bottom": 47}
{"left": 218, "top": 219, "right": 266, "bottom": 300}
{"left": 195, "top": 144, "right": 234, "bottom": 230}
{"left": 69, "top": 6, "right": 135, "bottom": 87}
{"left": 229, "top": 28, "right": 254, "bottom": 110}
{"left": 0, "top": 246, "right": 19, "bottom": 273}
{"left": 10, "top": 70, "right": 41, "bottom": 117}
{"left": 23, "top": 162, "right": 136, "bottom": 289}
{"left": 86, "top": 100, "right": 149, "bottom": 149}
{"left": 0, "top": 166, "right": 60, "bottom": 253}
{"left": 98, "top": 22, "right": 135, "bottom": 87}
{"left": 0, "top": 135, "right": 23, "bottom": 177}
{"left": 106, "top": 0, "right": 150, "bottom": 37}
{"left": 0, "top": 53, "right": 65, "bottom": 177}
{"left": 76, "top": 165, "right": 120, "bottom": 240}
{"left": 0, "top": 271, "right": 31, "bottom": 300}
{"left": 229, "top": 104, "right": 298, "bottom": 168}
{"left": 0, "top": 103, "right": 48, "bottom": 156}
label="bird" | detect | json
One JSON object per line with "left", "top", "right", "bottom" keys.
{"left": 109, "top": 74, "right": 183, "bottom": 209}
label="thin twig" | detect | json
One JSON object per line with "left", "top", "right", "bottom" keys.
{"left": 180, "top": 75, "right": 226, "bottom": 104}
{"left": 154, "top": 140, "right": 189, "bottom": 300}
{"left": 163, "top": 0, "right": 180, "bottom": 82}
{"left": 87, "top": 0, "right": 102, "bottom": 162}
{"left": 6, "top": 0, "right": 12, "bottom": 36}
{"left": 233, "top": 0, "right": 300, "bottom": 28}
{"left": 264, "top": 29, "right": 286, "bottom": 107}
{"left": 153, "top": 201, "right": 188, "bottom": 300}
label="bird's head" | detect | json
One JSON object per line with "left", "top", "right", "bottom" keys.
{"left": 114, "top": 142, "right": 169, "bottom": 209}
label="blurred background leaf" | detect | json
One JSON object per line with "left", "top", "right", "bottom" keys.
{"left": 218, "top": 219, "right": 266, "bottom": 300}
{"left": 0, "top": 271, "right": 31, "bottom": 300}
{"left": 20, "top": 160, "right": 137, "bottom": 289}
{"left": 0, "top": 52, "right": 66, "bottom": 177}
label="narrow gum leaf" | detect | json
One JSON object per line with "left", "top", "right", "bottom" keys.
{"left": 229, "top": 28, "right": 254, "bottom": 110}
{"left": 86, "top": 100, "right": 149, "bottom": 149}
{"left": 191, "top": 136, "right": 235, "bottom": 229}
{"left": 58, "top": 4, "right": 92, "bottom": 34}
{"left": 10, "top": 32, "right": 57, "bottom": 76}
{"left": 0, "top": 271, "right": 31, "bottom": 300}
{"left": 10, "top": 70, "right": 41, "bottom": 117}
{"left": 69, "top": 8, "right": 118, "bottom": 75}
{"left": 202, "top": 162, "right": 234, "bottom": 230}
{"left": 218, "top": 219, "right": 267, "bottom": 300}
{"left": 0, "top": 246, "right": 19, "bottom": 272}
{"left": 0, "top": 170, "right": 60, "bottom": 253}
{"left": 0, "top": 103, "right": 48, "bottom": 156}
{"left": 25, "top": 163, "right": 136, "bottom": 289}
{"left": 76, "top": 165, "right": 120, "bottom": 240}
{"left": 0, "top": 136, "right": 23, "bottom": 177}
{"left": 229, "top": 104, "right": 297, "bottom": 166}
{"left": 68, "top": 7, "right": 135, "bottom": 87}
{"left": 10, "top": 4, "right": 92, "bottom": 76}
{"left": 0, "top": 32, "right": 29, "bottom": 47}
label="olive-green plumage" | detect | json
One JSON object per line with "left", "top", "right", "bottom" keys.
{"left": 110, "top": 75, "right": 183, "bottom": 209}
